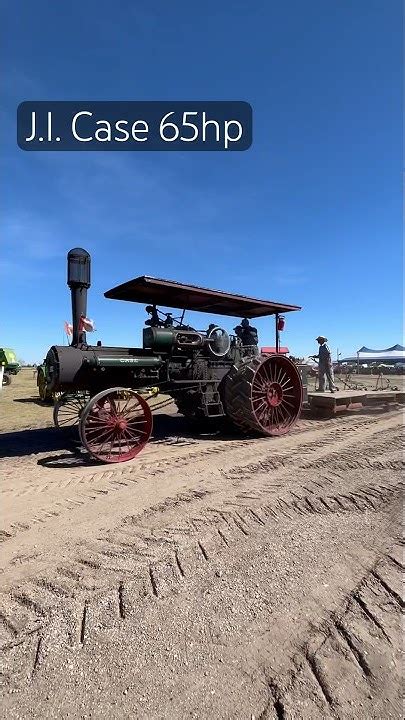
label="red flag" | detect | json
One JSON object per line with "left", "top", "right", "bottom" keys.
{"left": 79, "top": 316, "right": 96, "bottom": 332}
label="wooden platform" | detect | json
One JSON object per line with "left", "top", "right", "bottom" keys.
{"left": 307, "top": 389, "right": 405, "bottom": 415}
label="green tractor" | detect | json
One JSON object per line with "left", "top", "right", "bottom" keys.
{"left": 36, "top": 360, "right": 54, "bottom": 402}
{"left": 0, "top": 347, "right": 21, "bottom": 386}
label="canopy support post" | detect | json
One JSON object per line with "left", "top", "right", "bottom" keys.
{"left": 275, "top": 313, "right": 280, "bottom": 353}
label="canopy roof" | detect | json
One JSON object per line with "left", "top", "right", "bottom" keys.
{"left": 340, "top": 344, "right": 405, "bottom": 364}
{"left": 104, "top": 276, "right": 301, "bottom": 318}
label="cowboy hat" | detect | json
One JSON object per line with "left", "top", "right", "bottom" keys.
{"left": 315, "top": 335, "right": 327, "bottom": 342}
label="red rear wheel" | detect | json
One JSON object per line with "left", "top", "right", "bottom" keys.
{"left": 80, "top": 388, "right": 153, "bottom": 463}
{"left": 224, "top": 355, "right": 303, "bottom": 436}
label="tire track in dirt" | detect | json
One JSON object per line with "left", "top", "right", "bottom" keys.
{"left": 0, "top": 458, "right": 401, "bottom": 656}
{"left": 0, "top": 410, "right": 402, "bottom": 712}
{"left": 256, "top": 540, "right": 403, "bottom": 719}
{"left": 1, "top": 412, "right": 402, "bottom": 548}
{"left": 0, "top": 467, "right": 402, "bottom": 606}
{"left": 0, "top": 413, "right": 402, "bottom": 595}
{"left": 1, "top": 408, "right": 400, "bottom": 498}
{"left": 0, "top": 491, "right": 401, "bottom": 718}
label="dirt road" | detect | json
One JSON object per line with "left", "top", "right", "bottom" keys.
{"left": 0, "top": 372, "right": 403, "bottom": 718}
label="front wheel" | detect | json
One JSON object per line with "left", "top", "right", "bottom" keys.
{"left": 79, "top": 388, "right": 153, "bottom": 463}
{"left": 53, "top": 391, "right": 90, "bottom": 437}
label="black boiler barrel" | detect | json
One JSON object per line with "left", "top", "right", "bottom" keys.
{"left": 45, "top": 345, "right": 163, "bottom": 392}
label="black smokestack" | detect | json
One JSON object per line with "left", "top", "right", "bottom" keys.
{"left": 67, "top": 248, "right": 91, "bottom": 346}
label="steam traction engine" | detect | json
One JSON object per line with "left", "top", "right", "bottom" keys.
{"left": 44, "top": 248, "right": 304, "bottom": 463}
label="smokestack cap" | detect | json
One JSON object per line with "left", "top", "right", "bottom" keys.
{"left": 67, "top": 248, "right": 91, "bottom": 288}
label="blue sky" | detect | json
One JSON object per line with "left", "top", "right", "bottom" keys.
{"left": 1, "top": 0, "right": 402, "bottom": 363}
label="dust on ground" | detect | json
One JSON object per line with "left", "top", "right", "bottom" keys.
{"left": 0, "top": 368, "right": 403, "bottom": 719}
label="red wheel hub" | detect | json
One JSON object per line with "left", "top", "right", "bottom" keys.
{"left": 266, "top": 382, "right": 283, "bottom": 407}
{"left": 109, "top": 417, "right": 128, "bottom": 432}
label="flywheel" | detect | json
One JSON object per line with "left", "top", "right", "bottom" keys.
{"left": 223, "top": 354, "right": 303, "bottom": 436}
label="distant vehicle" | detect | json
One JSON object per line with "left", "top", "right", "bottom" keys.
{"left": 0, "top": 347, "right": 21, "bottom": 386}
{"left": 36, "top": 359, "right": 54, "bottom": 402}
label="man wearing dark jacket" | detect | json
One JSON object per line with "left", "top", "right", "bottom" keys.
{"left": 145, "top": 305, "right": 161, "bottom": 327}
{"left": 234, "top": 318, "right": 259, "bottom": 347}
{"left": 312, "top": 335, "right": 338, "bottom": 392}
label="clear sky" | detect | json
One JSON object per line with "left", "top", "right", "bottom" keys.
{"left": 1, "top": 0, "right": 402, "bottom": 363}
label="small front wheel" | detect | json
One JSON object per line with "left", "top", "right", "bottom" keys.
{"left": 53, "top": 392, "right": 90, "bottom": 437}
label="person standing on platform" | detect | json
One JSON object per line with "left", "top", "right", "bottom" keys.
{"left": 311, "top": 335, "right": 338, "bottom": 392}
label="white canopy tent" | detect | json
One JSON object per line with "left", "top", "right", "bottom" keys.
{"left": 340, "top": 344, "right": 405, "bottom": 364}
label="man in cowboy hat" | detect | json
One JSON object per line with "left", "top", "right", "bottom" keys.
{"left": 311, "top": 336, "right": 338, "bottom": 392}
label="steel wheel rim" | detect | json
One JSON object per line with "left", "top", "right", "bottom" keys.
{"left": 53, "top": 392, "right": 90, "bottom": 432}
{"left": 251, "top": 356, "right": 302, "bottom": 435}
{"left": 80, "top": 388, "right": 153, "bottom": 463}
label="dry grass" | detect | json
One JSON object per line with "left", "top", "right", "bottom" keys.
{"left": 0, "top": 368, "right": 54, "bottom": 433}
